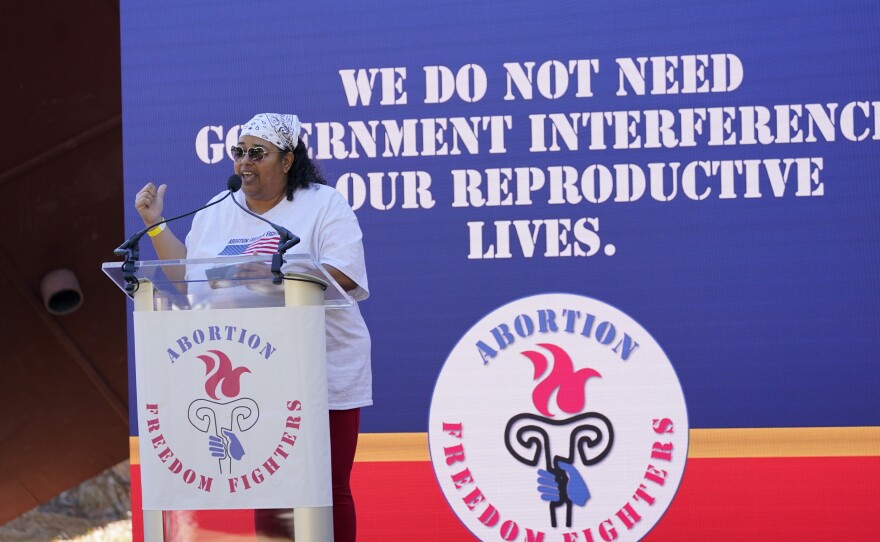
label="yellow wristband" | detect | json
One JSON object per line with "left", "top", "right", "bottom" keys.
{"left": 147, "top": 219, "right": 166, "bottom": 237}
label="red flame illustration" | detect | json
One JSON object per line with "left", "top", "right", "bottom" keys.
{"left": 523, "top": 343, "right": 601, "bottom": 417}
{"left": 197, "top": 350, "right": 251, "bottom": 400}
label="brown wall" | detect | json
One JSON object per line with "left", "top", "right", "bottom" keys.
{"left": 0, "top": 1, "right": 130, "bottom": 525}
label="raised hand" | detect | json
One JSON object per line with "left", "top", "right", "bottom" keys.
{"left": 134, "top": 182, "right": 167, "bottom": 226}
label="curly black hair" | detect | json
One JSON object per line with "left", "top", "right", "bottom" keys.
{"left": 285, "top": 138, "right": 327, "bottom": 199}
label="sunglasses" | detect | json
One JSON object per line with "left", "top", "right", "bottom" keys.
{"left": 229, "top": 145, "right": 286, "bottom": 163}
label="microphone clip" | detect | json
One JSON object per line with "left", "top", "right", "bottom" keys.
{"left": 114, "top": 236, "right": 143, "bottom": 295}
{"left": 271, "top": 229, "right": 301, "bottom": 284}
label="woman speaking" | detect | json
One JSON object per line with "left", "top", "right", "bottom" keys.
{"left": 134, "top": 113, "right": 371, "bottom": 542}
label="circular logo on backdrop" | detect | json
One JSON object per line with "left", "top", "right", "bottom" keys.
{"left": 428, "top": 293, "right": 688, "bottom": 541}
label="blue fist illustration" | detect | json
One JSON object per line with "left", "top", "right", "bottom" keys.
{"left": 208, "top": 429, "right": 245, "bottom": 461}
{"left": 537, "top": 461, "right": 590, "bottom": 506}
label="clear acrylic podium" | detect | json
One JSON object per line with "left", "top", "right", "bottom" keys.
{"left": 103, "top": 254, "right": 352, "bottom": 542}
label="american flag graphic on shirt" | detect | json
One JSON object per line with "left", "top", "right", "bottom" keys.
{"left": 218, "top": 231, "right": 280, "bottom": 256}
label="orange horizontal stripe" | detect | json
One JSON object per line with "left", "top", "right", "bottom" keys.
{"left": 130, "top": 436, "right": 140, "bottom": 465}
{"left": 353, "top": 426, "right": 880, "bottom": 462}
{"left": 689, "top": 426, "right": 880, "bottom": 458}
{"left": 356, "top": 432, "right": 429, "bottom": 462}
{"left": 129, "top": 426, "right": 880, "bottom": 465}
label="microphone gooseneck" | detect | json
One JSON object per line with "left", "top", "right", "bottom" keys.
{"left": 115, "top": 176, "right": 243, "bottom": 294}
{"left": 226, "top": 175, "right": 301, "bottom": 284}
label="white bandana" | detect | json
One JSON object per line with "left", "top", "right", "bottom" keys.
{"left": 240, "top": 113, "right": 301, "bottom": 151}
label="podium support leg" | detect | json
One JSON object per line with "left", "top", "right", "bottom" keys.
{"left": 143, "top": 510, "right": 164, "bottom": 542}
{"left": 134, "top": 281, "right": 165, "bottom": 542}
{"left": 285, "top": 275, "right": 334, "bottom": 542}
{"left": 294, "top": 507, "right": 334, "bottom": 542}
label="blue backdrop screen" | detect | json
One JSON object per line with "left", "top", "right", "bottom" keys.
{"left": 121, "top": 0, "right": 880, "bottom": 434}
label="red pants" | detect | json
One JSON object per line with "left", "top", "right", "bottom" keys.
{"left": 254, "top": 408, "right": 360, "bottom": 541}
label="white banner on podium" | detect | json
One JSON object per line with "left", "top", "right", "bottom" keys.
{"left": 133, "top": 305, "right": 331, "bottom": 510}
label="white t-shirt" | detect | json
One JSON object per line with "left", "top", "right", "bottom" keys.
{"left": 185, "top": 184, "right": 372, "bottom": 410}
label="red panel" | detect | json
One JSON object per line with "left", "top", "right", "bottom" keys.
{"left": 130, "top": 465, "right": 255, "bottom": 541}
{"left": 353, "top": 461, "right": 474, "bottom": 540}
{"left": 130, "top": 464, "right": 143, "bottom": 542}
{"left": 352, "top": 457, "right": 880, "bottom": 540}
{"left": 648, "top": 456, "right": 880, "bottom": 541}
{"left": 130, "top": 456, "right": 880, "bottom": 540}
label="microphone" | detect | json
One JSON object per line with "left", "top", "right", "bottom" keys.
{"left": 227, "top": 174, "right": 242, "bottom": 192}
{"left": 226, "top": 174, "right": 301, "bottom": 284}
{"left": 114, "top": 175, "right": 243, "bottom": 293}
